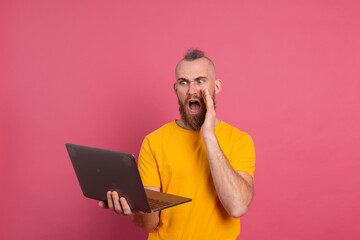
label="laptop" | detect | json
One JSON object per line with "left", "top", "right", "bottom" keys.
{"left": 66, "top": 143, "right": 191, "bottom": 213}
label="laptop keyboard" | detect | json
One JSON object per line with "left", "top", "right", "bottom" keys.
{"left": 148, "top": 198, "right": 171, "bottom": 209}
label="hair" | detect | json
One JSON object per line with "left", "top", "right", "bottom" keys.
{"left": 183, "top": 48, "right": 214, "bottom": 66}
{"left": 184, "top": 48, "right": 205, "bottom": 61}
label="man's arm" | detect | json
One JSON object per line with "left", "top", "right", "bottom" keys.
{"left": 200, "top": 89, "right": 254, "bottom": 218}
{"left": 99, "top": 186, "right": 160, "bottom": 232}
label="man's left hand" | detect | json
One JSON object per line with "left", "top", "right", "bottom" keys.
{"left": 200, "top": 88, "right": 216, "bottom": 139}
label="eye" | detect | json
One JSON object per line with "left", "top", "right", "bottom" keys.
{"left": 197, "top": 79, "right": 204, "bottom": 84}
{"left": 180, "top": 81, "right": 187, "bottom": 85}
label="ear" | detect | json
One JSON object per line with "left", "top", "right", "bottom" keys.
{"left": 173, "top": 82, "right": 177, "bottom": 93}
{"left": 214, "top": 79, "right": 223, "bottom": 94}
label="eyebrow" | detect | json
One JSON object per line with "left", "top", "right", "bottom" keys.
{"left": 176, "top": 76, "right": 208, "bottom": 82}
{"left": 195, "top": 76, "right": 207, "bottom": 81}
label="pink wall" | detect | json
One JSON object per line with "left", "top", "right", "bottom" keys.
{"left": 1, "top": 0, "right": 360, "bottom": 239}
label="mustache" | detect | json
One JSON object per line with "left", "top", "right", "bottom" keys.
{"left": 184, "top": 92, "right": 217, "bottom": 111}
{"left": 185, "top": 94, "right": 205, "bottom": 104}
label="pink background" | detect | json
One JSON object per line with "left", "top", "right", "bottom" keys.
{"left": 1, "top": 0, "right": 360, "bottom": 239}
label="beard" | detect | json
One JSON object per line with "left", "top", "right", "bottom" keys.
{"left": 178, "top": 91, "right": 216, "bottom": 131}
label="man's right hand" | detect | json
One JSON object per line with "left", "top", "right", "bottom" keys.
{"left": 98, "top": 187, "right": 161, "bottom": 232}
{"left": 98, "top": 191, "right": 144, "bottom": 216}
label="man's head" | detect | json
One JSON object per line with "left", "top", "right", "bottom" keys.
{"left": 174, "top": 49, "right": 223, "bottom": 130}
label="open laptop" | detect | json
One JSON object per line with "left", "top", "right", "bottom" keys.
{"left": 66, "top": 143, "right": 191, "bottom": 213}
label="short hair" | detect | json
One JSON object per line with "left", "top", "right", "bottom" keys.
{"left": 183, "top": 48, "right": 215, "bottom": 67}
{"left": 184, "top": 48, "right": 205, "bottom": 61}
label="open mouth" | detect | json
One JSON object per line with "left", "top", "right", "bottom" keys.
{"left": 188, "top": 99, "right": 201, "bottom": 114}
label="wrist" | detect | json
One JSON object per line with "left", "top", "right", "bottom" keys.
{"left": 202, "top": 133, "right": 217, "bottom": 146}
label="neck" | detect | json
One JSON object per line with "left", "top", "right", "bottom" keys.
{"left": 175, "top": 118, "right": 221, "bottom": 131}
{"left": 175, "top": 119, "right": 195, "bottom": 130}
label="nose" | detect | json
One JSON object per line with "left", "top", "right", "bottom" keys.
{"left": 188, "top": 81, "right": 199, "bottom": 95}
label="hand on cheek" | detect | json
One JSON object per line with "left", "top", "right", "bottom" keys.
{"left": 201, "top": 89, "right": 216, "bottom": 139}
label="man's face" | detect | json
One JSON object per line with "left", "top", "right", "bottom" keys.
{"left": 174, "top": 58, "right": 220, "bottom": 130}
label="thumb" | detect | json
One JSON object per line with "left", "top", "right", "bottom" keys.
{"left": 98, "top": 201, "right": 109, "bottom": 209}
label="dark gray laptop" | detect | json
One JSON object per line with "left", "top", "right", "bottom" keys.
{"left": 66, "top": 143, "right": 191, "bottom": 213}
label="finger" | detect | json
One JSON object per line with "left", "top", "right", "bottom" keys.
{"left": 201, "top": 88, "right": 211, "bottom": 109}
{"left": 107, "top": 191, "right": 114, "bottom": 210}
{"left": 98, "top": 201, "right": 108, "bottom": 209}
{"left": 202, "top": 89, "right": 214, "bottom": 112}
{"left": 111, "top": 191, "right": 124, "bottom": 215}
{"left": 120, "top": 197, "right": 132, "bottom": 215}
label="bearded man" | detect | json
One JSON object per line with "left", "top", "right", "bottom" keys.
{"left": 99, "top": 49, "right": 255, "bottom": 240}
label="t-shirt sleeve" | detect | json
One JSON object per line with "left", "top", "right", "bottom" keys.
{"left": 229, "top": 132, "right": 256, "bottom": 178}
{"left": 138, "top": 136, "right": 162, "bottom": 189}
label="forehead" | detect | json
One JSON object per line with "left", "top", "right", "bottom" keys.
{"left": 175, "top": 58, "right": 215, "bottom": 79}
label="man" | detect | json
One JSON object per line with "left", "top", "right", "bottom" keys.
{"left": 99, "top": 49, "right": 255, "bottom": 239}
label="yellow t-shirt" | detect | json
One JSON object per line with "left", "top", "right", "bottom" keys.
{"left": 138, "top": 121, "right": 255, "bottom": 240}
